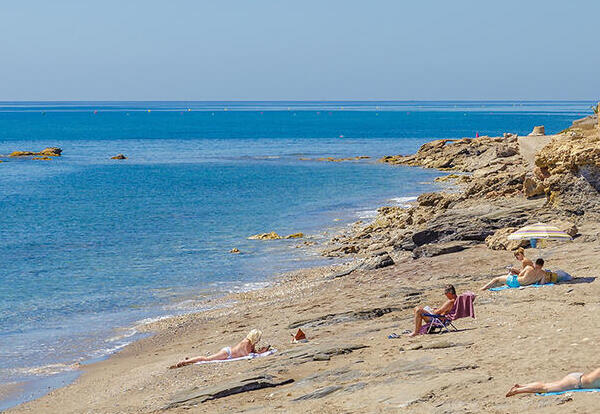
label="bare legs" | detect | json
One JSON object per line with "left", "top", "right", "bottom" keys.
{"left": 506, "top": 375, "right": 578, "bottom": 396}
{"left": 506, "top": 369, "right": 600, "bottom": 397}
{"left": 481, "top": 275, "right": 508, "bottom": 291}
{"left": 169, "top": 349, "right": 229, "bottom": 369}
{"left": 408, "top": 306, "right": 430, "bottom": 337}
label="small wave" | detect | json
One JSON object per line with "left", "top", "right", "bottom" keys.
{"left": 355, "top": 210, "right": 378, "bottom": 219}
{"left": 92, "top": 342, "right": 130, "bottom": 357}
{"left": 388, "top": 196, "right": 418, "bottom": 207}
{"left": 106, "top": 328, "right": 138, "bottom": 343}
{"left": 134, "top": 314, "right": 177, "bottom": 327}
{"left": 8, "top": 362, "right": 76, "bottom": 377}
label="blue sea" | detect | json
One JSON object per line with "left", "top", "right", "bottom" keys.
{"left": 0, "top": 101, "right": 593, "bottom": 409}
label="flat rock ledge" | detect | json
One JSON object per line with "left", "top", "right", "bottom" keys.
{"left": 9, "top": 147, "right": 62, "bottom": 157}
{"left": 166, "top": 374, "right": 294, "bottom": 408}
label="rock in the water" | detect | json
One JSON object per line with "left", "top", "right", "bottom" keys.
{"left": 38, "top": 147, "right": 62, "bottom": 156}
{"left": 111, "top": 154, "right": 127, "bottom": 160}
{"left": 229, "top": 248, "right": 240, "bottom": 254}
{"left": 316, "top": 156, "right": 370, "bottom": 162}
{"left": 9, "top": 147, "right": 62, "bottom": 157}
{"left": 529, "top": 125, "right": 545, "bottom": 136}
{"left": 32, "top": 156, "right": 52, "bottom": 161}
{"left": 285, "top": 232, "right": 304, "bottom": 239}
{"left": 10, "top": 151, "right": 36, "bottom": 156}
{"left": 248, "top": 232, "right": 282, "bottom": 240}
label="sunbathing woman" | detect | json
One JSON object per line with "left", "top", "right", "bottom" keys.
{"left": 169, "top": 329, "right": 269, "bottom": 368}
{"left": 481, "top": 258, "right": 546, "bottom": 291}
{"left": 506, "top": 368, "right": 600, "bottom": 396}
{"left": 508, "top": 247, "right": 533, "bottom": 275}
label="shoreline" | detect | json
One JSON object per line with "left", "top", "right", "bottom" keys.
{"left": 0, "top": 172, "right": 435, "bottom": 412}
{"left": 6, "top": 112, "right": 600, "bottom": 413}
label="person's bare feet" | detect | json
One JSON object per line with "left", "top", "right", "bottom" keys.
{"left": 506, "top": 384, "right": 521, "bottom": 397}
{"left": 407, "top": 332, "right": 418, "bottom": 337}
{"left": 168, "top": 359, "right": 188, "bottom": 369}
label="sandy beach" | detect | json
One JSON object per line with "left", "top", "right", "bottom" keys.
{"left": 7, "top": 114, "right": 600, "bottom": 413}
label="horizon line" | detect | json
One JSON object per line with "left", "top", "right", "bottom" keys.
{"left": 0, "top": 99, "right": 596, "bottom": 103}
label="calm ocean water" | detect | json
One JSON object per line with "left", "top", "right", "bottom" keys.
{"left": 0, "top": 101, "right": 592, "bottom": 408}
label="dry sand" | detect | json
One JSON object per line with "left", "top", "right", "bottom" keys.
{"left": 7, "top": 220, "right": 600, "bottom": 413}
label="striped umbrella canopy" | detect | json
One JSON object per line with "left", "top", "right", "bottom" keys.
{"left": 507, "top": 222, "right": 573, "bottom": 241}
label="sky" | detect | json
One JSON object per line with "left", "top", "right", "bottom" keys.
{"left": 1, "top": 0, "right": 599, "bottom": 101}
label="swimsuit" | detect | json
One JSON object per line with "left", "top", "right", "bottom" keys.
{"left": 221, "top": 346, "right": 232, "bottom": 359}
{"left": 506, "top": 274, "right": 520, "bottom": 288}
{"left": 568, "top": 372, "right": 584, "bottom": 389}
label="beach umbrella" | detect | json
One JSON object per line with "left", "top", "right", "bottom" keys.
{"left": 507, "top": 222, "right": 572, "bottom": 252}
{"left": 507, "top": 222, "right": 572, "bottom": 241}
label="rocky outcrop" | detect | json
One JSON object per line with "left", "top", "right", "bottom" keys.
{"left": 285, "top": 233, "right": 304, "bottom": 239}
{"left": 248, "top": 232, "right": 282, "bottom": 240}
{"left": 379, "top": 136, "right": 520, "bottom": 173}
{"left": 485, "top": 227, "right": 529, "bottom": 251}
{"left": 166, "top": 375, "right": 294, "bottom": 408}
{"left": 360, "top": 252, "right": 394, "bottom": 270}
{"left": 288, "top": 309, "right": 398, "bottom": 329}
{"left": 534, "top": 127, "right": 600, "bottom": 214}
{"left": 522, "top": 176, "right": 545, "bottom": 198}
{"left": 314, "top": 156, "right": 370, "bottom": 162}
{"left": 111, "top": 154, "right": 127, "bottom": 159}
{"left": 412, "top": 242, "right": 470, "bottom": 259}
{"left": 9, "top": 147, "right": 62, "bottom": 157}
{"left": 528, "top": 126, "right": 545, "bottom": 136}
{"left": 324, "top": 117, "right": 599, "bottom": 262}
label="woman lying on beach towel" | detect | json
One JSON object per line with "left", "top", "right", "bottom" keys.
{"left": 169, "top": 329, "right": 269, "bottom": 369}
{"left": 506, "top": 367, "right": 600, "bottom": 396}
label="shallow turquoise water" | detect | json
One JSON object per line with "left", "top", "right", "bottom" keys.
{"left": 0, "top": 101, "right": 592, "bottom": 408}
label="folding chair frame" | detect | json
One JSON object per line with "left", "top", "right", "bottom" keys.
{"left": 422, "top": 313, "right": 458, "bottom": 334}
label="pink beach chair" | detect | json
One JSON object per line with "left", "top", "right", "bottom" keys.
{"left": 420, "top": 291, "right": 476, "bottom": 334}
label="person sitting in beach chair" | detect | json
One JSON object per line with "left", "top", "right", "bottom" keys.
{"left": 508, "top": 247, "right": 534, "bottom": 275}
{"left": 481, "top": 258, "right": 546, "bottom": 291}
{"left": 169, "top": 329, "right": 269, "bottom": 368}
{"left": 408, "top": 285, "right": 458, "bottom": 337}
{"left": 506, "top": 367, "right": 600, "bottom": 396}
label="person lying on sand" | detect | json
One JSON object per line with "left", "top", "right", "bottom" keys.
{"left": 506, "top": 368, "right": 600, "bottom": 396}
{"left": 169, "top": 329, "right": 269, "bottom": 368}
{"left": 481, "top": 258, "right": 546, "bottom": 291}
{"left": 508, "top": 247, "right": 534, "bottom": 275}
{"left": 408, "top": 284, "right": 457, "bottom": 337}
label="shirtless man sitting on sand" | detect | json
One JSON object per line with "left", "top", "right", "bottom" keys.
{"left": 506, "top": 367, "right": 600, "bottom": 396}
{"left": 481, "top": 258, "right": 546, "bottom": 291}
{"left": 169, "top": 329, "right": 270, "bottom": 368}
{"left": 408, "top": 284, "right": 457, "bottom": 337}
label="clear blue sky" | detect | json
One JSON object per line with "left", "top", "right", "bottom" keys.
{"left": 1, "top": 0, "right": 598, "bottom": 100}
